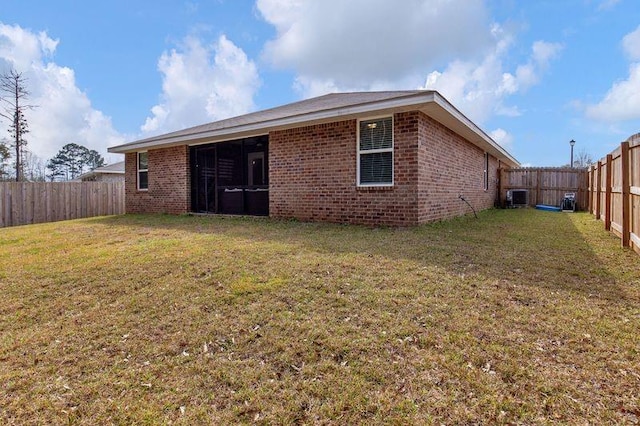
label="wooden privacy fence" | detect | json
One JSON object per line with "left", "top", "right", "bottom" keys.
{"left": 588, "top": 133, "right": 640, "bottom": 255}
{"left": 0, "top": 181, "right": 124, "bottom": 228}
{"left": 499, "top": 167, "right": 589, "bottom": 211}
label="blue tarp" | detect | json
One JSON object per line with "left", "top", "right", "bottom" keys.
{"left": 535, "top": 204, "right": 561, "bottom": 212}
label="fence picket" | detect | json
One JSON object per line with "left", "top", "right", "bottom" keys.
{"left": 499, "top": 167, "right": 588, "bottom": 210}
{"left": 0, "top": 181, "right": 124, "bottom": 228}
{"left": 588, "top": 134, "right": 640, "bottom": 255}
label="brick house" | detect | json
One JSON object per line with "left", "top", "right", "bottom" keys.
{"left": 108, "top": 91, "right": 518, "bottom": 226}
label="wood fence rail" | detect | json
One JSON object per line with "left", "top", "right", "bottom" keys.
{"left": 499, "top": 167, "right": 589, "bottom": 211}
{"left": 588, "top": 133, "right": 640, "bottom": 255}
{"left": 0, "top": 181, "right": 124, "bottom": 228}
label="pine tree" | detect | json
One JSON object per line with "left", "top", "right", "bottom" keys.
{"left": 8, "top": 109, "right": 29, "bottom": 179}
{"left": 46, "top": 143, "right": 106, "bottom": 181}
{"left": 0, "top": 69, "right": 35, "bottom": 181}
{"left": 84, "top": 149, "right": 106, "bottom": 171}
{"left": 45, "top": 154, "right": 66, "bottom": 181}
{"left": 0, "top": 138, "right": 10, "bottom": 181}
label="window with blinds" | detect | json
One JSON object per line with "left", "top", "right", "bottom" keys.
{"left": 138, "top": 152, "right": 148, "bottom": 190}
{"left": 358, "top": 117, "right": 393, "bottom": 186}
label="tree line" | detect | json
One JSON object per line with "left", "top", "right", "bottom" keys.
{"left": 0, "top": 68, "right": 105, "bottom": 182}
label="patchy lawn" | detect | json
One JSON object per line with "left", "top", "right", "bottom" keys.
{"left": 0, "top": 209, "right": 638, "bottom": 425}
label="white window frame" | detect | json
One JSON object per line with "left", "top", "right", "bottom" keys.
{"left": 483, "top": 152, "right": 489, "bottom": 191}
{"left": 357, "top": 116, "right": 394, "bottom": 187}
{"left": 137, "top": 151, "right": 148, "bottom": 191}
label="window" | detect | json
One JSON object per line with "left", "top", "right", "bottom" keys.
{"left": 483, "top": 152, "right": 489, "bottom": 191}
{"left": 358, "top": 117, "right": 393, "bottom": 186}
{"left": 138, "top": 152, "right": 148, "bottom": 190}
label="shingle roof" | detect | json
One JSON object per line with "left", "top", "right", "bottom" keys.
{"left": 74, "top": 161, "right": 124, "bottom": 181}
{"left": 108, "top": 90, "right": 519, "bottom": 167}
{"left": 113, "top": 91, "right": 426, "bottom": 149}
{"left": 92, "top": 161, "right": 124, "bottom": 174}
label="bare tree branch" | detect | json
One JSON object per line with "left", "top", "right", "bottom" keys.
{"left": 0, "top": 69, "right": 37, "bottom": 181}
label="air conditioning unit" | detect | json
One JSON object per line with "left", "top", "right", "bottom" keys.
{"left": 506, "top": 189, "right": 528, "bottom": 208}
{"left": 561, "top": 192, "right": 576, "bottom": 212}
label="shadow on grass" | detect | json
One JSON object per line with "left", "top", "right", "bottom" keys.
{"left": 89, "top": 209, "right": 636, "bottom": 305}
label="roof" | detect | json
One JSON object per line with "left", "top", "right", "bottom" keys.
{"left": 76, "top": 161, "right": 125, "bottom": 180}
{"left": 108, "top": 91, "right": 519, "bottom": 167}
{"left": 93, "top": 161, "right": 125, "bottom": 174}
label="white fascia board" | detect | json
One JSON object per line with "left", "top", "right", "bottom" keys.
{"left": 430, "top": 93, "right": 520, "bottom": 167}
{"left": 108, "top": 93, "right": 438, "bottom": 154}
{"left": 108, "top": 91, "right": 519, "bottom": 167}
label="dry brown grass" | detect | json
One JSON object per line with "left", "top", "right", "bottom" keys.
{"left": 0, "top": 209, "right": 638, "bottom": 425}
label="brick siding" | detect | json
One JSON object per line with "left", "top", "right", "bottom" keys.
{"left": 268, "top": 116, "right": 419, "bottom": 226}
{"left": 417, "top": 113, "right": 498, "bottom": 222}
{"left": 124, "top": 111, "right": 499, "bottom": 225}
{"left": 125, "top": 145, "right": 190, "bottom": 214}
{"left": 268, "top": 111, "right": 497, "bottom": 225}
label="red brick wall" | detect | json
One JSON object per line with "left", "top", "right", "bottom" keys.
{"left": 125, "top": 145, "right": 190, "bottom": 214}
{"left": 417, "top": 113, "right": 498, "bottom": 222}
{"left": 269, "top": 111, "right": 498, "bottom": 226}
{"left": 268, "top": 113, "right": 420, "bottom": 226}
{"left": 123, "top": 111, "right": 500, "bottom": 224}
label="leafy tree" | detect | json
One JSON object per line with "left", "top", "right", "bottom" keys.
{"left": 0, "top": 138, "right": 10, "bottom": 181}
{"left": 0, "top": 69, "right": 34, "bottom": 181}
{"left": 84, "top": 149, "right": 106, "bottom": 170}
{"left": 45, "top": 154, "right": 66, "bottom": 182}
{"left": 46, "top": 143, "right": 106, "bottom": 181}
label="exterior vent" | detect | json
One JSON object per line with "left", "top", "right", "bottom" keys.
{"left": 507, "top": 189, "right": 528, "bottom": 207}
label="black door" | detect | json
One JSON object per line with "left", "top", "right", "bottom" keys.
{"left": 217, "top": 141, "right": 245, "bottom": 214}
{"left": 190, "top": 136, "right": 268, "bottom": 215}
{"left": 192, "top": 146, "right": 217, "bottom": 213}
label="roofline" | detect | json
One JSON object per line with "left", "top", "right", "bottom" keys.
{"left": 76, "top": 166, "right": 125, "bottom": 180}
{"left": 108, "top": 91, "right": 519, "bottom": 167}
{"left": 430, "top": 92, "right": 519, "bottom": 167}
{"left": 92, "top": 170, "right": 125, "bottom": 174}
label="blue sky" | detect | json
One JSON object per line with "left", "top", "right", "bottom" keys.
{"left": 1, "top": 0, "right": 639, "bottom": 167}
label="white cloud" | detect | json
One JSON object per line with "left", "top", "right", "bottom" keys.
{"left": 585, "top": 63, "right": 640, "bottom": 122}
{"left": 422, "top": 27, "right": 562, "bottom": 123}
{"left": 515, "top": 41, "right": 563, "bottom": 88}
{"left": 489, "top": 128, "right": 514, "bottom": 150}
{"left": 257, "top": 0, "right": 493, "bottom": 97}
{"left": 0, "top": 23, "right": 125, "bottom": 162}
{"left": 0, "top": 24, "right": 261, "bottom": 166}
{"left": 257, "top": 0, "right": 561, "bottom": 126}
{"left": 622, "top": 25, "right": 640, "bottom": 61}
{"left": 586, "top": 26, "right": 640, "bottom": 122}
{"left": 598, "top": 0, "right": 621, "bottom": 11}
{"left": 141, "top": 35, "right": 260, "bottom": 135}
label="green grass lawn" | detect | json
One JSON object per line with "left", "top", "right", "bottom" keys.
{"left": 0, "top": 209, "right": 638, "bottom": 425}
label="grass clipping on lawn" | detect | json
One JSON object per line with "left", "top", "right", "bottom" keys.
{"left": 0, "top": 209, "right": 639, "bottom": 425}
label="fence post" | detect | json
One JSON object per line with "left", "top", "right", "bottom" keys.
{"left": 605, "top": 154, "right": 613, "bottom": 230}
{"left": 535, "top": 170, "right": 542, "bottom": 206}
{"left": 621, "top": 141, "right": 630, "bottom": 247}
{"left": 595, "top": 161, "right": 602, "bottom": 219}
{"left": 582, "top": 169, "right": 588, "bottom": 211}
{"left": 587, "top": 164, "right": 596, "bottom": 214}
